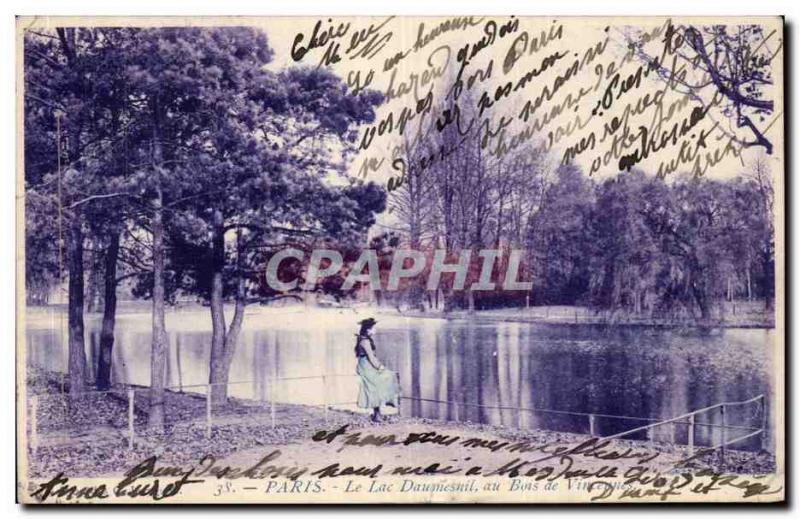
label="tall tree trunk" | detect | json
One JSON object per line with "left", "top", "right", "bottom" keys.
{"left": 209, "top": 225, "right": 248, "bottom": 403}
{"left": 220, "top": 277, "right": 247, "bottom": 399}
{"left": 148, "top": 105, "right": 169, "bottom": 431}
{"left": 224, "top": 230, "right": 248, "bottom": 372}
{"left": 66, "top": 217, "right": 87, "bottom": 398}
{"left": 96, "top": 228, "right": 120, "bottom": 390}
{"left": 85, "top": 254, "right": 100, "bottom": 313}
{"left": 58, "top": 28, "right": 87, "bottom": 397}
{"left": 148, "top": 185, "right": 168, "bottom": 430}
{"left": 208, "top": 210, "right": 228, "bottom": 404}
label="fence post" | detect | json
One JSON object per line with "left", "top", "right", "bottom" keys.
{"left": 720, "top": 405, "right": 726, "bottom": 460}
{"left": 670, "top": 421, "right": 677, "bottom": 444}
{"left": 688, "top": 414, "right": 695, "bottom": 456}
{"left": 127, "top": 389, "right": 135, "bottom": 450}
{"left": 206, "top": 385, "right": 212, "bottom": 439}
{"left": 30, "top": 395, "right": 38, "bottom": 455}
{"left": 588, "top": 414, "right": 596, "bottom": 437}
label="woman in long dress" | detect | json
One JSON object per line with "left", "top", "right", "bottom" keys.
{"left": 354, "top": 318, "right": 399, "bottom": 422}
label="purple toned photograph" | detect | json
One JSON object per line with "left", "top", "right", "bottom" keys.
{"left": 16, "top": 16, "right": 784, "bottom": 504}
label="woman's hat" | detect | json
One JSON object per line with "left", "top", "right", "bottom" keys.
{"left": 358, "top": 317, "right": 377, "bottom": 328}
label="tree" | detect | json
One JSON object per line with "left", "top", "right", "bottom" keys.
{"left": 202, "top": 69, "right": 384, "bottom": 399}
{"left": 740, "top": 152, "right": 775, "bottom": 307}
{"left": 684, "top": 25, "right": 777, "bottom": 154}
{"left": 25, "top": 26, "right": 387, "bottom": 422}
{"left": 627, "top": 23, "right": 779, "bottom": 154}
{"left": 386, "top": 136, "right": 438, "bottom": 310}
{"left": 111, "top": 27, "right": 281, "bottom": 428}
{"left": 528, "top": 163, "right": 594, "bottom": 305}
{"left": 385, "top": 75, "right": 559, "bottom": 311}
{"left": 137, "top": 58, "right": 385, "bottom": 404}
{"left": 24, "top": 28, "right": 137, "bottom": 397}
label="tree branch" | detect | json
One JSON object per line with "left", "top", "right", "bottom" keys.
{"left": 685, "top": 27, "right": 774, "bottom": 112}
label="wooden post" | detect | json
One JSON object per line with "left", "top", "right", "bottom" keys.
{"left": 205, "top": 385, "right": 212, "bottom": 439}
{"left": 688, "top": 414, "right": 695, "bottom": 456}
{"left": 670, "top": 421, "right": 677, "bottom": 444}
{"left": 30, "top": 395, "right": 38, "bottom": 455}
{"left": 127, "top": 389, "right": 135, "bottom": 450}
{"left": 588, "top": 414, "right": 596, "bottom": 436}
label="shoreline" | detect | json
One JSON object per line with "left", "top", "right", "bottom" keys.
{"left": 379, "top": 307, "right": 775, "bottom": 330}
{"left": 24, "top": 368, "right": 775, "bottom": 479}
{"left": 25, "top": 301, "right": 775, "bottom": 330}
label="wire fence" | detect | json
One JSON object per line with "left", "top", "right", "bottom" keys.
{"left": 398, "top": 393, "right": 768, "bottom": 454}
{"left": 602, "top": 394, "right": 768, "bottom": 457}
{"left": 27, "top": 373, "right": 365, "bottom": 453}
{"left": 27, "top": 374, "right": 769, "bottom": 459}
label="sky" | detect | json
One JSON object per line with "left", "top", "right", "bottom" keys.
{"left": 254, "top": 16, "right": 784, "bottom": 185}
{"left": 19, "top": 15, "right": 783, "bottom": 186}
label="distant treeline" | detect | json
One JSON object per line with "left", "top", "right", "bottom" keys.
{"left": 387, "top": 159, "right": 774, "bottom": 320}
{"left": 386, "top": 85, "right": 774, "bottom": 318}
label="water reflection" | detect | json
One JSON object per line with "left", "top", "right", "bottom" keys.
{"left": 26, "top": 307, "right": 773, "bottom": 449}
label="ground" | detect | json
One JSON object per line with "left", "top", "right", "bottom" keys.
{"left": 24, "top": 368, "right": 775, "bottom": 480}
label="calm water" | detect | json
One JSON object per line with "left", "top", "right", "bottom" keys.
{"left": 25, "top": 306, "right": 774, "bottom": 449}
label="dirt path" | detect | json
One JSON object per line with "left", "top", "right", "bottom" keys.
{"left": 216, "top": 421, "right": 689, "bottom": 479}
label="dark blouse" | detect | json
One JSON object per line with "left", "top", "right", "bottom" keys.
{"left": 354, "top": 334, "right": 376, "bottom": 358}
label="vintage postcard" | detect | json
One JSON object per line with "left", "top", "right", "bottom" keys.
{"left": 16, "top": 15, "right": 784, "bottom": 504}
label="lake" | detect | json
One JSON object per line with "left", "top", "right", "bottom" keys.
{"left": 25, "top": 305, "right": 775, "bottom": 450}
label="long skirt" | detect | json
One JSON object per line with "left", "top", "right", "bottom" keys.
{"left": 356, "top": 357, "right": 400, "bottom": 409}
